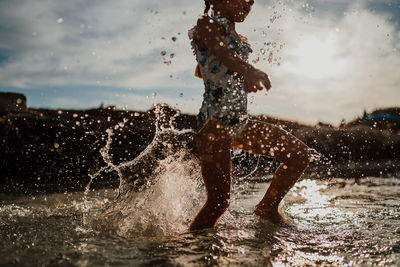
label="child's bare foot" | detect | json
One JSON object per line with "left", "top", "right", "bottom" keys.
{"left": 254, "top": 205, "right": 287, "bottom": 226}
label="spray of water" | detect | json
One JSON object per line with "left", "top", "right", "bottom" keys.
{"left": 82, "top": 104, "right": 203, "bottom": 237}
{"left": 81, "top": 104, "right": 325, "bottom": 237}
{"left": 85, "top": 151, "right": 203, "bottom": 237}
{"left": 86, "top": 104, "right": 194, "bottom": 194}
{"left": 308, "top": 148, "right": 322, "bottom": 163}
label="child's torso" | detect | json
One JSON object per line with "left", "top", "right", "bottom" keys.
{"left": 189, "top": 15, "right": 252, "bottom": 137}
{"left": 189, "top": 15, "right": 253, "bottom": 88}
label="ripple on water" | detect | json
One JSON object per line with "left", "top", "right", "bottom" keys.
{"left": 0, "top": 177, "right": 399, "bottom": 266}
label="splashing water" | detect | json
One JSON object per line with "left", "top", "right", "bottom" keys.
{"left": 85, "top": 151, "right": 203, "bottom": 237}
{"left": 82, "top": 103, "right": 327, "bottom": 237}
{"left": 308, "top": 147, "right": 322, "bottom": 163}
{"left": 2, "top": 177, "right": 399, "bottom": 266}
{"left": 1, "top": 104, "right": 399, "bottom": 265}
{"left": 82, "top": 104, "right": 201, "bottom": 237}
{"left": 86, "top": 104, "right": 195, "bottom": 193}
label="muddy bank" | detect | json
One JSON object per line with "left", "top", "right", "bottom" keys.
{"left": 1, "top": 105, "right": 399, "bottom": 195}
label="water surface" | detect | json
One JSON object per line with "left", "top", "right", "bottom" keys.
{"left": 1, "top": 176, "right": 399, "bottom": 266}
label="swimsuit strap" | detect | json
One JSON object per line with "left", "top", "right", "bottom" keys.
{"left": 209, "top": 15, "right": 252, "bottom": 55}
{"left": 210, "top": 15, "right": 230, "bottom": 34}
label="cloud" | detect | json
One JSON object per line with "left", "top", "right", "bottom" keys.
{"left": 0, "top": 0, "right": 201, "bottom": 88}
{"left": 243, "top": 0, "right": 400, "bottom": 124}
{"left": 0, "top": 0, "right": 399, "bottom": 124}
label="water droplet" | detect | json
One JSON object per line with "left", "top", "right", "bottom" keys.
{"left": 57, "top": 18, "right": 64, "bottom": 24}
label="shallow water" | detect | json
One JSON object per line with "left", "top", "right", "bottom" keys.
{"left": 1, "top": 176, "right": 399, "bottom": 266}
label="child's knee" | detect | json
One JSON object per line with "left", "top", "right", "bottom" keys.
{"left": 284, "top": 146, "right": 311, "bottom": 170}
{"left": 296, "top": 148, "right": 311, "bottom": 169}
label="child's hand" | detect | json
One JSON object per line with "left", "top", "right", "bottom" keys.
{"left": 244, "top": 68, "right": 271, "bottom": 93}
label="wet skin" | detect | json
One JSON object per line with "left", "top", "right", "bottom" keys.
{"left": 189, "top": 119, "right": 310, "bottom": 230}
{"left": 194, "top": 0, "right": 271, "bottom": 94}
{"left": 189, "top": 0, "right": 310, "bottom": 231}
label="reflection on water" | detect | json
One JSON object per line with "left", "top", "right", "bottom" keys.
{"left": 287, "top": 179, "right": 356, "bottom": 226}
{"left": 1, "top": 177, "right": 399, "bottom": 266}
{"left": 84, "top": 152, "right": 203, "bottom": 237}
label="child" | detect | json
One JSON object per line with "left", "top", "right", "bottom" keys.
{"left": 188, "top": 0, "right": 311, "bottom": 231}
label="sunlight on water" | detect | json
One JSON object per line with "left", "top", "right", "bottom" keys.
{"left": 2, "top": 106, "right": 399, "bottom": 265}
{"left": 286, "top": 179, "right": 357, "bottom": 227}
{"left": 1, "top": 176, "right": 399, "bottom": 266}
{"left": 84, "top": 151, "right": 203, "bottom": 237}
{"left": 82, "top": 103, "right": 330, "bottom": 240}
{"left": 82, "top": 104, "right": 202, "bottom": 237}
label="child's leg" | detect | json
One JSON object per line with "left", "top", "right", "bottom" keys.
{"left": 189, "top": 119, "right": 232, "bottom": 231}
{"left": 231, "top": 120, "right": 310, "bottom": 224}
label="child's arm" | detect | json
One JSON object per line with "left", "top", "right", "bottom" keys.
{"left": 195, "top": 16, "right": 271, "bottom": 93}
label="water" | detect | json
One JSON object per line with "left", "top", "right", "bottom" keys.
{"left": 1, "top": 107, "right": 399, "bottom": 266}
{"left": 1, "top": 176, "right": 399, "bottom": 266}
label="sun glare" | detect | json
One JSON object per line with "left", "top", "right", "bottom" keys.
{"left": 287, "top": 35, "right": 347, "bottom": 80}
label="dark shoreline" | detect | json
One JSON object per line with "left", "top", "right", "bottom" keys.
{"left": 1, "top": 104, "right": 399, "bottom": 195}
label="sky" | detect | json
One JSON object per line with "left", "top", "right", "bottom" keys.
{"left": 0, "top": 0, "right": 399, "bottom": 125}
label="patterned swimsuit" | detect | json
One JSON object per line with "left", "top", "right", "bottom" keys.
{"left": 189, "top": 16, "right": 253, "bottom": 138}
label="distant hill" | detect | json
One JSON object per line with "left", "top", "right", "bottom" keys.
{"left": 347, "top": 107, "right": 400, "bottom": 132}
{"left": 370, "top": 107, "right": 400, "bottom": 116}
{"left": 1, "top": 94, "right": 399, "bottom": 194}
